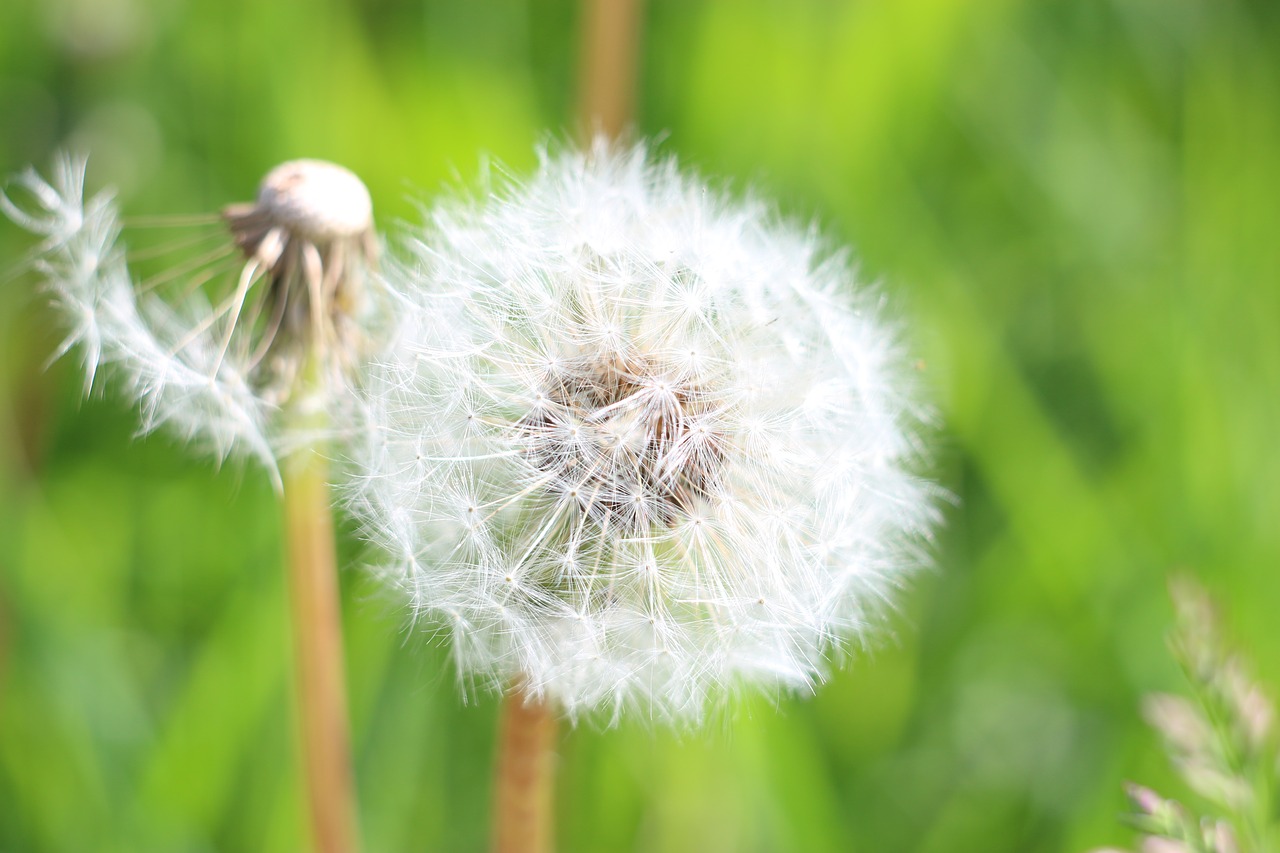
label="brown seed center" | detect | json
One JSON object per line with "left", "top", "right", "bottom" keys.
{"left": 517, "top": 351, "right": 726, "bottom": 530}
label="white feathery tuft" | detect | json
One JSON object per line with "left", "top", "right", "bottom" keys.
{"left": 350, "top": 141, "right": 941, "bottom": 724}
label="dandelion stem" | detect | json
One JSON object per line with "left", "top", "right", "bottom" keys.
{"left": 492, "top": 686, "right": 557, "bottom": 853}
{"left": 578, "top": 0, "right": 645, "bottom": 140}
{"left": 283, "top": 433, "right": 359, "bottom": 853}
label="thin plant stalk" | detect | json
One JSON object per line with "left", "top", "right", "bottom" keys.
{"left": 283, "top": 368, "right": 359, "bottom": 853}
{"left": 577, "top": 0, "right": 645, "bottom": 140}
{"left": 492, "top": 689, "right": 557, "bottom": 853}
{"left": 5, "top": 297, "right": 56, "bottom": 478}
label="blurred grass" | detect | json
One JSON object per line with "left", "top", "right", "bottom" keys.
{"left": 2, "top": 0, "right": 1279, "bottom": 850}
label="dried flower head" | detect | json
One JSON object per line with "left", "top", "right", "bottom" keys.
{"left": 2, "top": 156, "right": 378, "bottom": 481}
{"left": 221, "top": 159, "right": 377, "bottom": 395}
{"left": 351, "top": 142, "right": 939, "bottom": 722}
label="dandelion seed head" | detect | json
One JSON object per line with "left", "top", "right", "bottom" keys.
{"left": 352, "top": 141, "right": 939, "bottom": 723}
{"left": 222, "top": 158, "right": 378, "bottom": 405}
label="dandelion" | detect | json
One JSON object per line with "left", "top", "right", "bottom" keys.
{"left": 353, "top": 139, "right": 938, "bottom": 849}
{"left": 1, "top": 156, "right": 377, "bottom": 479}
{"left": 3, "top": 156, "right": 377, "bottom": 853}
{"left": 357, "top": 140, "right": 936, "bottom": 721}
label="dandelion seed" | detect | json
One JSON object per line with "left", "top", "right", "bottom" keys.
{"left": 352, "top": 141, "right": 940, "bottom": 723}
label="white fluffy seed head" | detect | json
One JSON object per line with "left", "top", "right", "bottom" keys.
{"left": 351, "top": 141, "right": 941, "bottom": 724}
{"left": 2, "top": 156, "right": 379, "bottom": 485}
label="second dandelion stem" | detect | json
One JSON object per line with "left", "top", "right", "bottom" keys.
{"left": 283, "top": 439, "right": 359, "bottom": 853}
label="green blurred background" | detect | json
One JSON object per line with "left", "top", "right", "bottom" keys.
{"left": 2, "top": 0, "right": 1278, "bottom": 850}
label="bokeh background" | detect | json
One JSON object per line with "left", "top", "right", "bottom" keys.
{"left": 2, "top": 0, "right": 1279, "bottom": 850}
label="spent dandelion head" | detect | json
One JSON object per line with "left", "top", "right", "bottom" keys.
{"left": 2, "top": 155, "right": 379, "bottom": 482}
{"left": 350, "top": 140, "right": 941, "bottom": 723}
{"left": 221, "top": 159, "right": 377, "bottom": 396}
